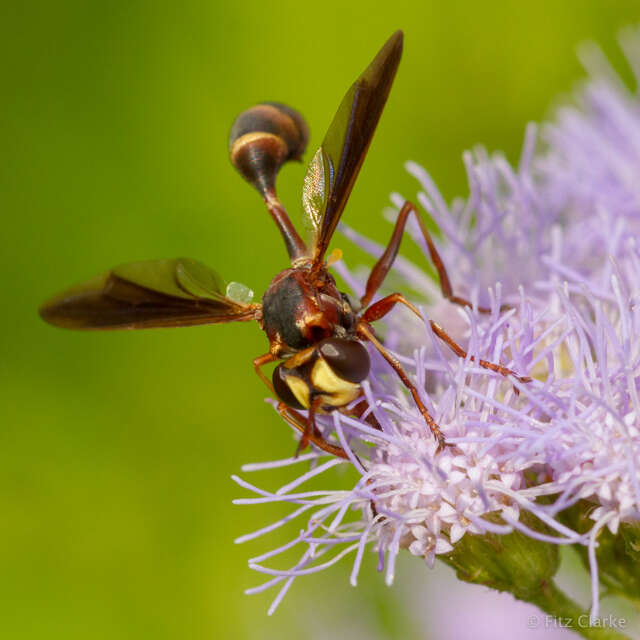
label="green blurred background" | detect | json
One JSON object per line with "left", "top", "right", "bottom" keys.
{"left": 3, "top": 1, "right": 640, "bottom": 638}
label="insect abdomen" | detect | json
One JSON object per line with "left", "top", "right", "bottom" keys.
{"left": 229, "top": 102, "right": 309, "bottom": 197}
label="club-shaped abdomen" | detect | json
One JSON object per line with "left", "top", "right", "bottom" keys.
{"left": 272, "top": 338, "right": 371, "bottom": 411}
{"left": 229, "top": 102, "right": 309, "bottom": 198}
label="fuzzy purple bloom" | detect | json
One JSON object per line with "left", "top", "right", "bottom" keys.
{"left": 234, "top": 27, "right": 640, "bottom": 618}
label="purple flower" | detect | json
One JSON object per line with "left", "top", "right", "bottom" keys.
{"left": 234, "top": 26, "right": 640, "bottom": 622}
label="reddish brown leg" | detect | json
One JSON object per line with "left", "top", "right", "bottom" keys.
{"left": 346, "top": 395, "right": 382, "bottom": 430}
{"left": 362, "top": 292, "right": 421, "bottom": 323}
{"left": 294, "top": 396, "right": 324, "bottom": 457}
{"left": 253, "top": 352, "right": 277, "bottom": 393}
{"left": 357, "top": 321, "right": 446, "bottom": 450}
{"left": 361, "top": 199, "right": 497, "bottom": 313}
{"left": 276, "top": 402, "right": 348, "bottom": 459}
{"left": 363, "top": 293, "right": 530, "bottom": 384}
{"left": 428, "top": 320, "right": 532, "bottom": 384}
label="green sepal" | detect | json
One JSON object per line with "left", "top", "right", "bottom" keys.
{"left": 620, "top": 521, "right": 640, "bottom": 563}
{"left": 439, "top": 511, "right": 559, "bottom": 601}
{"left": 560, "top": 502, "right": 640, "bottom": 603}
{"left": 436, "top": 511, "right": 632, "bottom": 639}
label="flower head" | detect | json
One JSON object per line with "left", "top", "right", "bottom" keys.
{"left": 234, "top": 26, "right": 640, "bottom": 619}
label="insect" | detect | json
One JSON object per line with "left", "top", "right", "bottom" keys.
{"left": 40, "top": 31, "right": 528, "bottom": 459}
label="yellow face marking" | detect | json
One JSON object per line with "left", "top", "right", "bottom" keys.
{"left": 311, "top": 358, "right": 360, "bottom": 407}
{"left": 285, "top": 375, "right": 310, "bottom": 409}
{"left": 319, "top": 388, "right": 361, "bottom": 408}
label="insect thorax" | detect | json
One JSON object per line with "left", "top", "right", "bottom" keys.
{"left": 261, "top": 266, "right": 357, "bottom": 356}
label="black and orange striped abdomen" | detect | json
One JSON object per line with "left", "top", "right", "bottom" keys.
{"left": 229, "top": 102, "right": 309, "bottom": 197}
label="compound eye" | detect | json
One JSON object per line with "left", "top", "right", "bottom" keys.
{"left": 318, "top": 338, "right": 370, "bottom": 384}
{"left": 272, "top": 364, "right": 306, "bottom": 410}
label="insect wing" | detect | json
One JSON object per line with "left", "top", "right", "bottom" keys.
{"left": 302, "top": 31, "right": 403, "bottom": 262}
{"left": 39, "top": 258, "right": 257, "bottom": 330}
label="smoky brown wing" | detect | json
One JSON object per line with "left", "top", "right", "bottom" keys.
{"left": 307, "top": 31, "right": 403, "bottom": 263}
{"left": 40, "top": 260, "right": 257, "bottom": 330}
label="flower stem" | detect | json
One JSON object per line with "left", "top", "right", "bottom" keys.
{"left": 529, "top": 581, "right": 631, "bottom": 640}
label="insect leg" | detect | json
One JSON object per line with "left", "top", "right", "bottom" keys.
{"left": 360, "top": 200, "right": 496, "bottom": 312}
{"left": 294, "top": 396, "right": 324, "bottom": 457}
{"left": 357, "top": 320, "right": 446, "bottom": 450}
{"left": 276, "top": 402, "right": 349, "bottom": 459}
{"left": 362, "top": 293, "right": 531, "bottom": 384}
{"left": 362, "top": 291, "right": 421, "bottom": 322}
{"left": 253, "top": 352, "right": 278, "bottom": 393}
{"left": 428, "top": 319, "right": 532, "bottom": 384}
{"left": 345, "top": 394, "right": 382, "bottom": 430}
